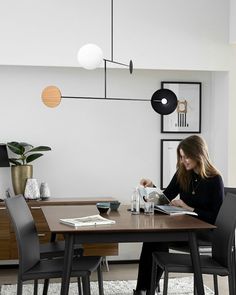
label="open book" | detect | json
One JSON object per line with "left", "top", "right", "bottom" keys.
{"left": 137, "top": 186, "right": 170, "bottom": 205}
{"left": 155, "top": 205, "right": 198, "bottom": 216}
{"left": 60, "top": 214, "right": 116, "bottom": 227}
{"left": 137, "top": 186, "right": 198, "bottom": 216}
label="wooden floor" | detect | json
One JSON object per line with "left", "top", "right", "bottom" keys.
{"left": 0, "top": 262, "right": 229, "bottom": 294}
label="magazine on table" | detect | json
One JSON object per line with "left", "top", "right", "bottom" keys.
{"left": 137, "top": 186, "right": 170, "bottom": 205}
{"left": 60, "top": 214, "right": 116, "bottom": 227}
{"left": 137, "top": 186, "right": 198, "bottom": 216}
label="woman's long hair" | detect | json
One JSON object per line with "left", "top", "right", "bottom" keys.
{"left": 176, "top": 135, "right": 219, "bottom": 192}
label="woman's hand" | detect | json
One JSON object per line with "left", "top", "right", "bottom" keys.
{"left": 140, "top": 178, "right": 154, "bottom": 187}
{"left": 170, "top": 199, "right": 194, "bottom": 212}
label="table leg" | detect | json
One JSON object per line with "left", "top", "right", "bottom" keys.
{"left": 61, "top": 233, "right": 74, "bottom": 295}
{"left": 50, "top": 232, "right": 56, "bottom": 242}
{"left": 188, "top": 232, "right": 205, "bottom": 295}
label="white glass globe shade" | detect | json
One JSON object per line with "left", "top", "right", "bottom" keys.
{"left": 77, "top": 43, "right": 103, "bottom": 70}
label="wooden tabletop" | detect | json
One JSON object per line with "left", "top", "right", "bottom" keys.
{"left": 25, "top": 197, "right": 116, "bottom": 206}
{"left": 42, "top": 205, "right": 215, "bottom": 234}
{"left": 0, "top": 197, "right": 117, "bottom": 207}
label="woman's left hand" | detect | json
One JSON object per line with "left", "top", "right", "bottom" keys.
{"left": 170, "top": 199, "right": 194, "bottom": 212}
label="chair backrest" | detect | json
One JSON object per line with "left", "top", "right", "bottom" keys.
{"left": 224, "top": 187, "right": 236, "bottom": 196}
{"left": 5, "top": 195, "right": 40, "bottom": 274}
{"left": 211, "top": 192, "right": 236, "bottom": 267}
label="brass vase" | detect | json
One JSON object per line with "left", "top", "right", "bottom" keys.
{"left": 11, "top": 165, "right": 33, "bottom": 195}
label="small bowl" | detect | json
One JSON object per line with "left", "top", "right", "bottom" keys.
{"left": 110, "top": 201, "right": 121, "bottom": 211}
{"left": 96, "top": 202, "right": 110, "bottom": 214}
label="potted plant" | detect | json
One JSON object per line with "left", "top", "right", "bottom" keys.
{"left": 7, "top": 142, "right": 51, "bottom": 195}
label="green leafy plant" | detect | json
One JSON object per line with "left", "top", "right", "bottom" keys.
{"left": 7, "top": 142, "right": 51, "bottom": 166}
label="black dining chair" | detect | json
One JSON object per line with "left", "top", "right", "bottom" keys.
{"left": 5, "top": 195, "right": 104, "bottom": 295}
{"left": 169, "top": 187, "right": 236, "bottom": 256}
{"left": 150, "top": 192, "right": 236, "bottom": 295}
{"left": 5, "top": 188, "right": 83, "bottom": 260}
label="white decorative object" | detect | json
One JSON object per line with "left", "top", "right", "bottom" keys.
{"left": 40, "top": 182, "right": 51, "bottom": 199}
{"left": 77, "top": 43, "right": 103, "bottom": 70}
{"left": 24, "top": 178, "right": 40, "bottom": 199}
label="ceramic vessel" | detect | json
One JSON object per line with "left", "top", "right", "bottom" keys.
{"left": 96, "top": 202, "right": 110, "bottom": 214}
{"left": 24, "top": 178, "right": 40, "bottom": 199}
{"left": 11, "top": 165, "right": 33, "bottom": 195}
{"left": 40, "top": 182, "right": 51, "bottom": 199}
{"left": 110, "top": 201, "right": 121, "bottom": 211}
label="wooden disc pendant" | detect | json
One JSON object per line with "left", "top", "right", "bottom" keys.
{"left": 41, "top": 86, "right": 62, "bottom": 108}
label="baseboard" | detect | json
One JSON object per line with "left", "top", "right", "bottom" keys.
{"left": 108, "top": 259, "right": 139, "bottom": 264}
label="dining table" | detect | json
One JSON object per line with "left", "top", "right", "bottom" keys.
{"left": 42, "top": 204, "right": 215, "bottom": 295}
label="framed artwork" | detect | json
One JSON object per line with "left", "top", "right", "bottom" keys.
{"left": 161, "top": 82, "right": 201, "bottom": 133}
{"left": 160, "top": 139, "right": 181, "bottom": 190}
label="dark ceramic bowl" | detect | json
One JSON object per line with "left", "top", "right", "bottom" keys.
{"left": 96, "top": 202, "right": 110, "bottom": 214}
{"left": 110, "top": 201, "right": 121, "bottom": 211}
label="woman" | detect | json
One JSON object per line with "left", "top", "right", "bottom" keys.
{"left": 134, "top": 135, "right": 224, "bottom": 295}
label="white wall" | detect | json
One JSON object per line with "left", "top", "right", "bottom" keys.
{"left": 230, "top": 0, "right": 236, "bottom": 43}
{"left": 0, "top": 65, "right": 229, "bottom": 260}
{"left": 0, "top": 66, "right": 228, "bottom": 199}
{"left": 209, "top": 72, "right": 229, "bottom": 181}
{"left": 228, "top": 45, "right": 236, "bottom": 185}
{"left": 0, "top": 0, "right": 230, "bottom": 71}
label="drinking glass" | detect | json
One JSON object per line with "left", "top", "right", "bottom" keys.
{"left": 144, "top": 201, "right": 154, "bottom": 215}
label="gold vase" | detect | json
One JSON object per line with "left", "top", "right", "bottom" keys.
{"left": 11, "top": 165, "right": 33, "bottom": 195}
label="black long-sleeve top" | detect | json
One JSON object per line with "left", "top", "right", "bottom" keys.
{"left": 163, "top": 172, "right": 224, "bottom": 225}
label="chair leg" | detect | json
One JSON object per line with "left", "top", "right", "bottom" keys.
{"left": 43, "top": 279, "right": 49, "bottom": 295}
{"left": 82, "top": 275, "right": 91, "bottom": 295}
{"left": 150, "top": 255, "right": 158, "bottom": 295}
{"left": 194, "top": 275, "right": 197, "bottom": 295}
{"left": 231, "top": 245, "right": 236, "bottom": 295}
{"left": 97, "top": 263, "right": 104, "bottom": 295}
{"left": 213, "top": 274, "right": 219, "bottom": 295}
{"left": 228, "top": 273, "right": 235, "bottom": 295}
{"left": 77, "top": 277, "right": 82, "bottom": 295}
{"left": 163, "top": 271, "right": 168, "bottom": 295}
{"left": 33, "top": 279, "right": 38, "bottom": 295}
{"left": 102, "top": 256, "right": 109, "bottom": 272}
{"left": 17, "top": 278, "right": 23, "bottom": 295}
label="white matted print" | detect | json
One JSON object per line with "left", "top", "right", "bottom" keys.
{"left": 160, "top": 139, "right": 181, "bottom": 190}
{"left": 161, "top": 82, "right": 201, "bottom": 133}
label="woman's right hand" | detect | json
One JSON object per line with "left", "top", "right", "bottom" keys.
{"left": 140, "top": 178, "right": 154, "bottom": 187}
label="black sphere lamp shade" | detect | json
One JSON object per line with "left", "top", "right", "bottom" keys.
{"left": 151, "top": 88, "right": 178, "bottom": 115}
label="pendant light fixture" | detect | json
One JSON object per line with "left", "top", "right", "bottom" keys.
{"left": 41, "top": 0, "right": 177, "bottom": 115}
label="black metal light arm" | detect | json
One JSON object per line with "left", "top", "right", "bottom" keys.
{"left": 104, "top": 58, "right": 130, "bottom": 68}
{"left": 62, "top": 95, "right": 150, "bottom": 102}
{"left": 62, "top": 95, "right": 165, "bottom": 103}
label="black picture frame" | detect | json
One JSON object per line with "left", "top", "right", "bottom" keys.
{"left": 160, "top": 139, "right": 181, "bottom": 190}
{"left": 161, "top": 81, "right": 201, "bottom": 133}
